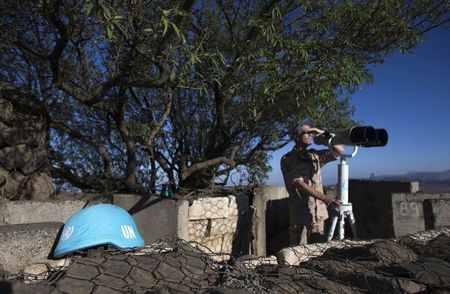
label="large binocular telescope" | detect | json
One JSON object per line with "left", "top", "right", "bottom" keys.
{"left": 314, "top": 126, "right": 388, "bottom": 147}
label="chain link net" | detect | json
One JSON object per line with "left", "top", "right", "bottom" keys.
{"left": 1, "top": 228, "right": 449, "bottom": 293}
{"left": 183, "top": 192, "right": 251, "bottom": 262}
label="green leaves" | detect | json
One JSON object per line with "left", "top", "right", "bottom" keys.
{"left": 159, "top": 7, "right": 187, "bottom": 43}
{"left": 161, "top": 15, "right": 169, "bottom": 36}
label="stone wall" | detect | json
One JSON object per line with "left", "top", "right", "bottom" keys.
{"left": 188, "top": 195, "right": 251, "bottom": 260}
{"left": 1, "top": 186, "right": 449, "bottom": 274}
{"left": 0, "top": 85, "right": 53, "bottom": 200}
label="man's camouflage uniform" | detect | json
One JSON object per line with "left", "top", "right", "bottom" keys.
{"left": 281, "top": 146, "right": 336, "bottom": 245}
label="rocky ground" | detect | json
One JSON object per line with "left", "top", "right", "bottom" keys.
{"left": 1, "top": 230, "right": 450, "bottom": 294}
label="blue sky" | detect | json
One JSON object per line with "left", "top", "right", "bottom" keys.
{"left": 266, "top": 28, "right": 450, "bottom": 185}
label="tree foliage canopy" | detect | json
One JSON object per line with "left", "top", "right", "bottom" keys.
{"left": 0, "top": 0, "right": 448, "bottom": 192}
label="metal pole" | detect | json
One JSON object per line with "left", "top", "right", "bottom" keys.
{"left": 338, "top": 156, "right": 349, "bottom": 204}
{"left": 327, "top": 142, "right": 358, "bottom": 241}
{"left": 337, "top": 156, "right": 348, "bottom": 240}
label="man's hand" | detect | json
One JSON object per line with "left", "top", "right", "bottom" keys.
{"left": 309, "top": 128, "right": 345, "bottom": 154}
{"left": 326, "top": 197, "right": 342, "bottom": 207}
{"left": 310, "top": 128, "right": 332, "bottom": 146}
{"left": 309, "top": 127, "right": 325, "bottom": 135}
{"left": 326, "top": 197, "right": 342, "bottom": 213}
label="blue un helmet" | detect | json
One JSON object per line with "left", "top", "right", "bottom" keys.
{"left": 54, "top": 204, "right": 145, "bottom": 257}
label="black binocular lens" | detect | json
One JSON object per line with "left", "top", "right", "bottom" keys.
{"left": 349, "top": 126, "right": 376, "bottom": 145}
{"left": 330, "top": 126, "right": 388, "bottom": 147}
{"left": 365, "top": 128, "right": 388, "bottom": 147}
{"left": 349, "top": 126, "right": 388, "bottom": 147}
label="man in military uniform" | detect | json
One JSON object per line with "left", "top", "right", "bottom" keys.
{"left": 281, "top": 118, "right": 343, "bottom": 245}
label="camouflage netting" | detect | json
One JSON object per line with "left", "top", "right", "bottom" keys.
{"left": 2, "top": 228, "right": 450, "bottom": 293}
{"left": 0, "top": 85, "right": 53, "bottom": 201}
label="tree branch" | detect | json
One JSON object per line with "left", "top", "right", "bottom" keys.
{"left": 112, "top": 90, "right": 137, "bottom": 189}
{"left": 181, "top": 143, "right": 240, "bottom": 180}
{"left": 44, "top": 0, "right": 69, "bottom": 85}
{"left": 145, "top": 91, "right": 173, "bottom": 149}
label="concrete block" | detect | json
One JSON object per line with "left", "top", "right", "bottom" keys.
{"left": 211, "top": 216, "right": 238, "bottom": 236}
{"left": 427, "top": 199, "right": 450, "bottom": 227}
{"left": 0, "top": 200, "right": 86, "bottom": 225}
{"left": 410, "top": 182, "right": 420, "bottom": 193}
{"left": 189, "top": 219, "right": 207, "bottom": 239}
{"left": 189, "top": 217, "right": 238, "bottom": 239}
{"left": 113, "top": 194, "right": 189, "bottom": 245}
{"left": 52, "top": 191, "right": 113, "bottom": 204}
{"left": 252, "top": 185, "right": 289, "bottom": 256}
{"left": 188, "top": 196, "right": 237, "bottom": 220}
{"left": 391, "top": 193, "right": 450, "bottom": 237}
{"left": 188, "top": 194, "right": 251, "bottom": 257}
{"left": 0, "top": 222, "right": 62, "bottom": 274}
{"left": 391, "top": 193, "right": 425, "bottom": 237}
{"left": 194, "top": 233, "right": 235, "bottom": 261}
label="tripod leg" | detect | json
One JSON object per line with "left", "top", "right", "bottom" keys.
{"left": 338, "top": 214, "right": 346, "bottom": 240}
{"left": 327, "top": 215, "right": 338, "bottom": 241}
{"left": 347, "top": 211, "right": 359, "bottom": 240}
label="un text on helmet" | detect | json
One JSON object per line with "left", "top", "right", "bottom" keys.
{"left": 121, "top": 225, "right": 137, "bottom": 239}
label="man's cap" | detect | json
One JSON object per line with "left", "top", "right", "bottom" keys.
{"left": 293, "top": 118, "right": 314, "bottom": 135}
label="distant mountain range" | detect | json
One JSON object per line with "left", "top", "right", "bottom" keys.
{"left": 379, "top": 170, "right": 450, "bottom": 181}
{"left": 379, "top": 170, "right": 450, "bottom": 192}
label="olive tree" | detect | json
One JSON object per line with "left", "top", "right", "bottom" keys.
{"left": 0, "top": 0, "right": 448, "bottom": 192}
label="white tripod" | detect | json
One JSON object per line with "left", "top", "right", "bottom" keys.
{"left": 326, "top": 142, "right": 359, "bottom": 241}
